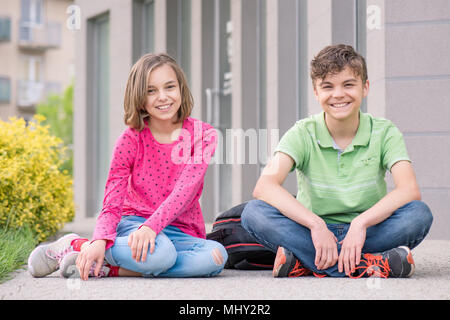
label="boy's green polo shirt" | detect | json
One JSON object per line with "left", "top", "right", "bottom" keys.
{"left": 275, "top": 111, "right": 410, "bottom": 224}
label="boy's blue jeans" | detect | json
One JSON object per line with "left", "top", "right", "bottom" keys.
{"left": 104, "top": 215, "right": 228, "bottom": 277}
{"left": 241, "top": 200, "right": 433, "bottom": 277}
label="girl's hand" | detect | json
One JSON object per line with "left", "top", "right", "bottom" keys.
{"left": 76, "top": 239, "right": 106, "bottom": 281}
{"left": 338, "top": 220, "right": 367, "bottom": 276}
{"left": 128, "top": 225, "right": 156, "bottom": 262}
{"left": 310, "top": 223, "right": 339, "bottom": 271}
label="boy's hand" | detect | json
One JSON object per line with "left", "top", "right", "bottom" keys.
{"left": 128, "top": 225, "right": 156, "bottom": 263}
{"left": 310, "top": 223, "right": 339, "bottom": 271}
{"left": 76, "top": 239, "right": 106, "bottom": 281}
{"left": 338, "top": 220, "right": 366, "bottom": 276}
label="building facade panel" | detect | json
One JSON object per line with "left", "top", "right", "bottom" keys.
{"left": 383, "top": 0, "right": 450, "bottom": 239}
{"left": 66, "top": 0, "right": 450, "bottom": 240}
{"left": 386, "top": 79, "right": 450, "bottom": 133}
{"left": 385, "top": 0, "right": 450, "bottom": 23}
{"left": 386, "top": 24, "right": 450, "bottom": 78}
{"left": 404, "top": 136, "right": 450, "bottom": 189}
{"left": 419, "top": 189, "right": 450, "bottom": 240}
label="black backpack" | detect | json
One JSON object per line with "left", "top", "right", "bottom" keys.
{"left": 206, "top": 202, "right": 276, "bottom": 270}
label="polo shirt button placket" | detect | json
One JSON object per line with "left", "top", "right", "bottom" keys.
{"left": 339, "top": 163, "right": 345, "bottom": 176}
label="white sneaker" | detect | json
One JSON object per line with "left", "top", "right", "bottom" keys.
{"left": 27, "top": 233, "right": 80, "bottom": 278}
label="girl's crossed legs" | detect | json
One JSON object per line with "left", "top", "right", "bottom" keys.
{"left": 105, "top": 215, "right": 228, "bottom": 277}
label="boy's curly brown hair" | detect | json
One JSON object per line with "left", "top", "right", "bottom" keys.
{"left": 310, "top": 44, "right": 368, "bottom": 87}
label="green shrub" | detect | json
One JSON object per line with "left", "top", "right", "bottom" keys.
{"left": 36, "top": 84, "right": 73, "bottom": 177}
{"left": 0, "top": 115, "right": 75, "bottom": 242}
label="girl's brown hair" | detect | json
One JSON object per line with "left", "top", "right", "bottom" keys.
{"left": 310, "top": 44, "right": 368, "bottom": 87}
{"left": 123, "top": 53, "right": 193, "bottom": 131}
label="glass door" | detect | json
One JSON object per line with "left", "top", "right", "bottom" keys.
{"left": 86, "top": 13, "right": 110, "bottom": 217}
{"left": 203, "top": 0, "right": 232, "bottom": 219}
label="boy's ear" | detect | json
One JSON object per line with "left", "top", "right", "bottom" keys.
{"left": 363, "top": 79, "right": 370, "bottom": 97}
{"left": 313, "top": 83, "right": 319, "bottom": 100}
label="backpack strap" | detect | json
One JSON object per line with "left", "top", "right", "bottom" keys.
{"left": 205, "top": 228, "right": 232, "bottom": 242}
{"left": 234, "top": 259, "right": 273, "bottom": 270}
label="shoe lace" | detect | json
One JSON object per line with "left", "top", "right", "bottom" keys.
{"left": 287, "top": 260, "right": 329, "bottom": 278}
{"left": 45, "top": 247, "right": 73, "bottom": 265}
{"left": 312, "top": 272, "right": 327, "bottom": 278}
{"left": 350, "top": 253, "right": 390, "bottom": 279}
{"left": 288, "top": 260, "right": 312, "bottom": 277}
{"left": 89, "top": 263, "right": 108, "bottom": 277}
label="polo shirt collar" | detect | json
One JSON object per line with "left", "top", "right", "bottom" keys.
{"left": 315, "top": 111, "right": 371, "bottom": 149}
{"left": 352, "top": 111, "right": 371, "bottom": 147}
{"left": 315, "top": 112, "right": 334, "bottom": 148}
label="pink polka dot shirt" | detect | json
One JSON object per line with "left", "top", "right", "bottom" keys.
{"left": 92, "top": 117, "right": 217, "bottom": 249}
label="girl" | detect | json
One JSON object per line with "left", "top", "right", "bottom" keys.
{"left": 28, "top": 53, "right": 228, "bottom": 280}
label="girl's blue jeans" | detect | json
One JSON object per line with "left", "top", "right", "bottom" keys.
{"left": 104, "top": 215, "right": 228, "bottom": 277}
{"left": 241, "top": 200, "right": 433, "bottom": 277}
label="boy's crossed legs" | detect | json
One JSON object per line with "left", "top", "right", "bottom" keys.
{"left": 241, "top": 199, "right": 433, "bottom": 278}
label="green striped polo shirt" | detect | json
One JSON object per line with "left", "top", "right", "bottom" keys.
{"left": 275, "top": 111, "right": 410, "bottom": 224}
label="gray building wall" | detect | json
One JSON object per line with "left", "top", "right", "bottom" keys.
{"left": 68, "top": 0, "right": 450, "bottom": 240}
{"left": 384, "top": 0, "right": 450, "bottom": 239}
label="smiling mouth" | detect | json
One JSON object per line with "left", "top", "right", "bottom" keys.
{"left": 156, "top": 104, "right": 172, "bottom": 110}
{"left": 330, "top": 102, "right": 351, "bottom": 108}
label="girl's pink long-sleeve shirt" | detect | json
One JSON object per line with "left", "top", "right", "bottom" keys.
{"left": 92, "top": 117, "right": 217, "bottom": 250}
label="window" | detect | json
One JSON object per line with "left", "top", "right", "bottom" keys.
{"left": 332, "top": 0, "right": 367, "bottom": 111}
{"left": 257, "top": 0, "right": 267, "bottom": 173}
{"left": 17, "top": 55, "right": 44, "bottom": 107}
{"left": 0, "top": 77, "right": 11, "bottom": 103}
{"left": 133, "top": 0, "right": 155, "bottom": 63}
{"left": 179, "top": 0, "right": 191, "bottom": 83}
{"left": 297, "top": 0, "right": 308, "bottom": 120}
{"left": 20, "top": 55, "right": 43, "bottom": 82}
{"left": 21, "top": 0, "right": 43, "bottom": 25}
{"left": 0, "top": 17, "right": 11, "bottom": 41}
{"left": 166, "top": 0, "right": 191, "bottom": 83}
{"left": 86, "top": 13, "right": 110, "bottom": 217}
{"left": 19, "top": 0, "right": 44, "bottom": 42}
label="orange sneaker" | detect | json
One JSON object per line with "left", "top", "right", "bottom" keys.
{"left": 350, "top": 246, "right": 415, "bottom": 279}
{"left": 273, "top": 246, "right": 312, "bottom": 277}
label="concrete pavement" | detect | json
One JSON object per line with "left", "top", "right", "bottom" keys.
{"left": 0, "top": 239, "right": 449, "bottom": 300}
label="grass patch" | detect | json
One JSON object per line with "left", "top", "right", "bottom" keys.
{"left": 0, "top": 227, "right": 38, "bottom": 283}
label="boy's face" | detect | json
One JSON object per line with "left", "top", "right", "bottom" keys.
{"left": 313, "top": 66, "right": 369, "bottom": 123}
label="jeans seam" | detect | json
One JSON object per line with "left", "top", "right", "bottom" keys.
{"left": 105, "top": 248, "right": 118, "bottom": 267}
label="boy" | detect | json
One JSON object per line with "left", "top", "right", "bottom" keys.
{"left": 241, "top": 44, "right": 433, "bottom": 278}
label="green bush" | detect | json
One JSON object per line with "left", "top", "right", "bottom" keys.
{"left": 36, "top": 84, "right": 73, "bottom": 177}
{"left": 0, "top": 115, "right": 75, "bottom": 242}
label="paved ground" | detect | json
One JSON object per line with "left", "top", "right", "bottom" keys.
{"left": 0, "top": 239, "right": 449, "bottom": 300}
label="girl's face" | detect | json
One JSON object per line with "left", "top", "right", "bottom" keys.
{"left": 144, "top": 64, "right": 182, "bottom": 124}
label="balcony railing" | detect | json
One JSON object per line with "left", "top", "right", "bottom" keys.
{"left": 17, "top": 80, "right": 61, "bottom": 108}
{"left": 17, "top": 80, "right": 44, "bottom": 107}
{"left": 18, "top": 20, "right": 61, "bottom": 50}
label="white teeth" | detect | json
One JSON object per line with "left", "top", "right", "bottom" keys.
{"left": 332, "top": 103, "right": 349, "bottom": 107}
{"left": 157, "top": 104, "right": 171, "bottom": 110}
